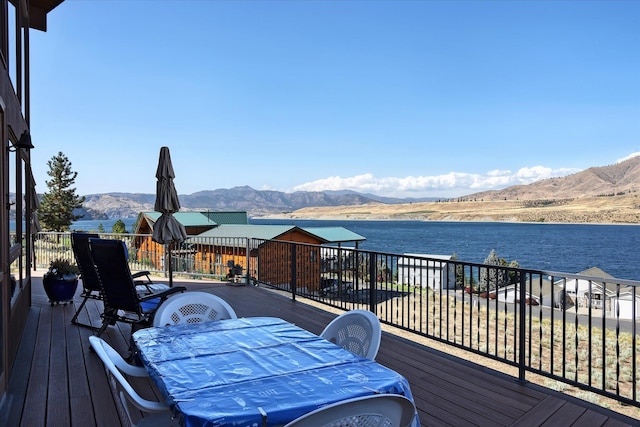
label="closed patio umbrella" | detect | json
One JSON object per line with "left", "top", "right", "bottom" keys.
{"left": 28, "top": 166, "right": 41, "bottom": 271}
{"left": 28, "top": 166, "right": 41, "bottom": 233}
{"left": 152, "top": 146, "right": 187, "bottom": 287}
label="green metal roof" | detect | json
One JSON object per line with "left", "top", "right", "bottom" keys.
{"left": 203, "top": 211, "right": 248, "bottom": 225}
{"left": 138, "top": 212, "right": 364, "bottom": 244}
{"left": 143, "top": 212, "right": 216, "bottom": 227}
{"left": 141, "top": 211, "right": 247, "bottom": 227}
{"left": 301, "top": 227, "right": 366, "bottom": 243}
{"left": 192, "top": 225, "right": 296, "bottom": 240}
{"left": 187, "top": 224, "right": 366, "bottom": 244}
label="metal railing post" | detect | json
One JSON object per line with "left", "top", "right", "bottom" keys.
{"left": 369, "top": 252, "right": 376, "bottom": 312}
{"left": 245, "top": 238, "right": 251, "bottom": 285}
{"left": 518, "top": 272, "right": 527, "bottom": 382}
{"left": 291, "top": 242, "right": 297, "bottom": 301}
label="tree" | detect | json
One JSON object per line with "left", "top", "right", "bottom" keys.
{"left": 478, "top": 249, "right": 507, "bottom": 292}
{"left": 38, "top": 152, "right": 85, "bottom": 232}
{"left": 112, "top": 219, "right": 127, "bottom": 234}
{"left": 451, "top": 252, "right": 466, "bottom": 289}
{"left": 478, "top": 249, "right": 520, "bottom": 292}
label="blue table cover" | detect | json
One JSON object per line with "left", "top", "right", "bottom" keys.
{"left": 133, "top": 317, "right": 417, "bottom": 427}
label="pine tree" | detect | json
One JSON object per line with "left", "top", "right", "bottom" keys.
{"left": 478, "top": 249, "right": 506, "bottom": 292}
{"left": 112, "top": 219, "right": 127, "bottom": 234}
{"left": 38, "top": 152, "right": 86, "bottom": 231}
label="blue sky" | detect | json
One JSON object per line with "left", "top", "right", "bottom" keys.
{"left": 28, "top": 0, "right": 640, "bottom": 199}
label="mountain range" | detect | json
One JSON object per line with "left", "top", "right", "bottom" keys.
{"left": 79, "top": 187, "right": 439, "bottom": 219}
{"left": 75, "top": 155, "right": 640, "bottom": 220}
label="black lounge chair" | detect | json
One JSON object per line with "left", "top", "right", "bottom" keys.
{"left": 70, "top": 232, "right": 102, "bottom": 329}
{"left": 70, "top": 232, "right": 171, "bottom": 330}
{"left": 87, "top": 237, "right": 185, "bottom": 340}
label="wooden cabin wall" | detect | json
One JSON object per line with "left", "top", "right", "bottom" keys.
{"left": 257, "top": 241, "right": 322, "bottom": 292}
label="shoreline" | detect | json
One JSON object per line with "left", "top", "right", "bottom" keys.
{"left": 254, "top": 195, "right": 640, "bottom": 225}
{"left": 252, "top": 214, "right": 640, "bottom": 226}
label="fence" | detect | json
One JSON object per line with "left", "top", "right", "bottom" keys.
{"left": 33, "top": 232, "right": 639, "bottom": 408}
{"left": 33, "top": 231, "right": 252, "bottom": 282}
{"left": 256, "top": 239, "right": 639, "bottom": 409}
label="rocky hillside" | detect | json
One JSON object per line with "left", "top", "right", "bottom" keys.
{"left": 276, "top": 156, "right": 640, "bottom": 224}
{"left": 465, "top": 156, "right": 640, "bottom": 201}
{"left": 73, "top": 156, "right": 640, "bottom": 222}
{"left": 79, "top": 186, "right": 387, "bottom": 219}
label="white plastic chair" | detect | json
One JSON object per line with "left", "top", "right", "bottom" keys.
{"left": 320, "top": 309, "right": 382, "bottom": 360}
{"left": 283, "top": 394, "right": 416, "bottom": 427}
{"left": 153, "top": 291, "right": 237, "bottom": 327}
{"left": 88, "top": 336, "right": 179, "bottom": 427}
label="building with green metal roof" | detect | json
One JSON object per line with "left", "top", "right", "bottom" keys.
{"left": 190, "top": 224, "right": 365, "bottom": 245}
{"left": 131, "top": 210, "right": 366, "bottom": 291}
{"left": 134, "top": 211, "right": 248, "bottom": 235}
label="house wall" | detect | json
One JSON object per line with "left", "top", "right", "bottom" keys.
{"left": 398, "top": 257, "right": 455, "bottom": 290}
{"left": 136, "top": 236, "right": 163, "bottom": 268}
{"left": 257, "top": 235, "right": 323, "bottom": 292}
{"left": 612, "top": 297, "right": 639, "bottom": 320}
{"left": 0, "top": 0, "right": 59, "bottom": 401}
{"left": 193, "top": 246, "right": 256, "bottom": 279}
{"left": 133, "top": 217, "right": 220, "bottom": 272}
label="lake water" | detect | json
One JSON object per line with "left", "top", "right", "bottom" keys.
{"left": 26, "top": 217, "right": 640, "bottom": 281}
{"left": 252, "top": 219, "right": 640, "bottom": 281}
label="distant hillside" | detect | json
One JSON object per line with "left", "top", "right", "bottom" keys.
{"left": 59, "top": 156, "right": 640, "bottom": 222}
{"left": 79, "top": 186, "right": 383, "bottom": 219}
{"left": 464, "top": 156, "right": 640, "bottom": 201}
{"left": 283, "top": 157, "right": 640, "bottom": 224}
{"left": 323, "top": 190, "right": 439, "bottom": 204}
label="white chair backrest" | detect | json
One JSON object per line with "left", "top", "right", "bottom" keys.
{"left": 88, "top": 336, "right": 170, "bottom": 420}
{"left": 153, "top": 292, "right": 237, "bottom": 327}
{"left": 283, "top": 394, "right": 416, "bottom": 427}
{"left": 320, "top": 309, "right": 382, "bottom": 360}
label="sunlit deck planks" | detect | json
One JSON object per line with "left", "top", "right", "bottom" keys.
{"left": 0, "top": 274, "right": 637, "bottom": 426}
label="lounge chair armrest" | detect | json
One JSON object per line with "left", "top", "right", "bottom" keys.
{"left": 131, "top": 271, "right": 152, "bottom": 281}
{"left": 139, "top": 286, "right": 186, "bottom": 302}
{"left": 132, "top": 271, "right": 166, "bottom": 295}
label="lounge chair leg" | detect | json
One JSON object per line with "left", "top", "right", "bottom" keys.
{"left": 71, "top": 297, "right": 101, "bottom": 330}
{"left": 70, "top": 297, "right": 88, "bottom": 325}
{"left": 95, "top": 307, "right": 117, "bottom": 337}
{"left": 95, "top": 320, "right": 110, "bottom": 338}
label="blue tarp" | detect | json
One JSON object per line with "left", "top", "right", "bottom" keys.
{"left": 134, "top": 317, "right": 417, "bottom": 427}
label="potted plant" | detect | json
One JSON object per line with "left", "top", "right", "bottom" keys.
{"left": 42, "top": 258, "right": 80, "bottom": 305}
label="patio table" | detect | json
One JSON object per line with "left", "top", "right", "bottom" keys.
{"left": 133, "top": 316, "right": 418, "bottom": 427}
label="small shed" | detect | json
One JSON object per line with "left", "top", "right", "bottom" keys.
{"left": 491, "top": 284, "right": 540, "bottom": 305}
{"left": 398, "top": 253, "right": 455, "bottom": 290}
{"left": 611, "top": 293, "right": 640, "bottom": 320}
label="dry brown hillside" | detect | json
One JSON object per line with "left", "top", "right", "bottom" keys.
{"left": 467, "top": 156, "right": 640, "bottom": 201}
{"left": 278, "top": 157, "right": 640, "bottom": 224}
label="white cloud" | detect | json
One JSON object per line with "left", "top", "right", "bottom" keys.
{"left": 292, "top": 165, "right": 580, "bottom": 198}
{"left": 617, "top": 152, "right": 640, "bottom": 163}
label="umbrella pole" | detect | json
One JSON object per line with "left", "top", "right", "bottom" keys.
{"left": 168, "top": 242, "right": 174, "bottom": 288}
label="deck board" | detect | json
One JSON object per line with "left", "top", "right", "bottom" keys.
{"left": 21, "top": 303, "right": 51, "bottom": 427}
{"left": 1, "top": 274, "right": 638, "bottom": 427}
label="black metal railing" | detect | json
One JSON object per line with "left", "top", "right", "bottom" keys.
{"left": 254, "top": 239, "right": 639, "bottom": 409}
{"left": 32, "top": 232, "right": 639, "bottom": 408}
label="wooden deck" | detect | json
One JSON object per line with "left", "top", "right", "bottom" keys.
{"left": 1, "top": 273, "right": 638, "bottom": 427}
